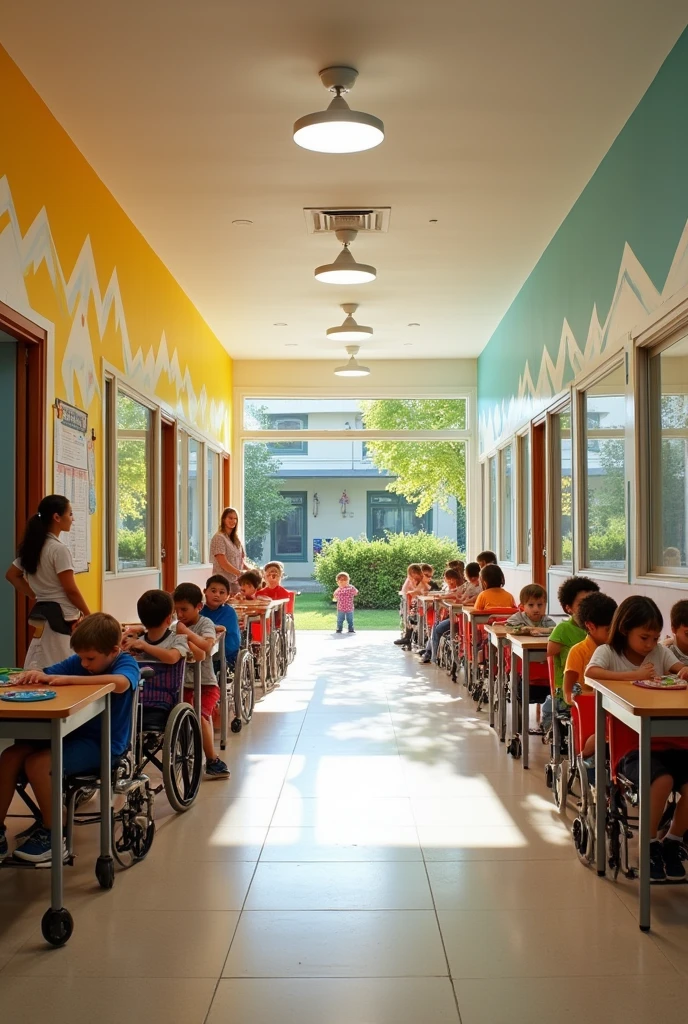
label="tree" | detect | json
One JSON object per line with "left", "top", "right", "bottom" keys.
{"left": 358, "top": 400, "right": 466, "bottom": 545}
{"left": 243, "top": 442, "right": 292, "bottom": 561}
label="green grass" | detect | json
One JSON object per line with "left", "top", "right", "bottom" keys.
{"left": 293, "top": 592, "right": 400, "bottom": 631}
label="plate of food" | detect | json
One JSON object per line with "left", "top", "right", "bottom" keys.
{"left": 509, "top": 626, "right": 553, "bottom": 637}
{"left": 633, "top": 677, "right": 688, "bottom": 690}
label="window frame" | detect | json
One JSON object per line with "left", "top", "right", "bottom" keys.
{"left": 499, "top": 441, "right": 515, "bottom": 564}
{"left": 265, "top": 414, "right": 309, "bottom": 455}
{"left": 177, "top": 423, "right": 223, "bottom": 568}
{"left": 366, "top": 490, "right": 433, "bottom": 541}
{"left": 271, "top": 490, "right": 307, "bottom": 562}
{"left": 516, "top": 428, "right": 531, "bottom": 567}
{"left": 546, "top": 397, "right": 573, "bottom": 570}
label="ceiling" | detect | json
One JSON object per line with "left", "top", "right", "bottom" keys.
{"left": 2, "top": 1, "right": 686, "bottom": 361}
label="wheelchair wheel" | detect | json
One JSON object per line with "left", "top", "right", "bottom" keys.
{"left": 162, "top": 703, "right": 203, "bottom": 813}
{"left": 234, "top": 649, "right": 255, "bottom": 724}
{"left": 112, "top": 779, "right": 156, "bottom": 868}
{"left": 287, "top": 616, "right": 296, "bottom": 664}
{"left": 572, "top": 814, "right": 595, "bottom": 866}
{"left": 507, "top": 736, "right": 522, "bottom": 759}
{"left": 553, "top": 760, "right": 569, "bottom": 811}
{"left": 269, "top": 631, "right": 284, "bottom": 682}
{"left": 41, "top": 907, "right": 73, "bottom": 947}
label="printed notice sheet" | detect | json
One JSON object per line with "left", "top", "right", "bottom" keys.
{"left": 53, "top": 399, "right": 91, "bottom": 573}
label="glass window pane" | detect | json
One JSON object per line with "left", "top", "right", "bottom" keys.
{"left": 244, "top": 398, "right": 467, "bottom": 431}
{"left": 116, "top": 392, "right": 151, "bottom": 571}
{"left": 520, "top": 434, "right": 531, "bottom": 564}
{"left": 649, "top": 335, "right": 688, "bottom": 570}
{"left": 177, "top": 432, "right": 183, "bottom": 563}
{"left": 500, "top": 445, "right": 514, "bottom": 562}
{"left": 272, "top": 492, "right": 306, "bottom": 560}
{"left": 584, "top": 365, "right": 626, "bottom": 570}
{"left": 489, "top": 457, "right": 497, "bottom": 549}
{"left": 551, "top": 404, "right": 572, "bottom": 566}
{"left": 188, "top": 437, "right": 201, "bottom": 564}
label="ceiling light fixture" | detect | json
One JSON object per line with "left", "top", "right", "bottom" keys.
{"left": 315, "top": 229, "right": 376, "bottom": 285}
{"left": 273, "top": 322, "right": 288, "bottom": 326}
{"left": 232, "top": 219, "right": 253, "bottom": 225}
{"left": 326, "top": 303, "right": 373, "bottom": 342}
{"left": 294, "top": 67, "right": 384, "bottom": 154}
{"left": 334, "top": 345, "right": 371, "bottom": 377}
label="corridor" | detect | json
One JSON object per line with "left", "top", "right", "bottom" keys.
{"left": 2, "top": 632, "right": 688, "bottom": 1022}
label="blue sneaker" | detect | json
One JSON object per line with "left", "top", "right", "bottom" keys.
{"left": 204, "top": 758, "right": 230, "bottom": 780}
{"left": 13, "top": 826, "right": 65, "bottom": 864}
{"left": 0, "top": 825, "right": 8, "bottom": 861}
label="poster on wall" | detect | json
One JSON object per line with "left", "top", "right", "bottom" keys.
{"left": 53, "top": 399, "right": 91, "bottom": 574}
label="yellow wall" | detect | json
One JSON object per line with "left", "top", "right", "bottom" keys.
{"left": 0, "top": 45, "right": 232, "bottom": 611}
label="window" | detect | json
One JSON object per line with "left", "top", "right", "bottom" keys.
{"left": 177, "top": 431, "right": 183, "bottom": 564}
{"left": 367, "top": 492, "right": 433, "bottom": 541}
{"left": 489, "top": 456, "right": 498, "bottom": 550}
{"left": 265, "top": 414, "right": 308, "bottom": 455}
{"left": 244, "top": 398, "right": 467, "bottom": 431}
{"left": 116, "top": 391, "right": 153, "bottom": 571}
{"left": 271, "top": 491, "right": 307, "bottom": 561}
{"left": 550, "top": 403, "right": 572, "bottom": 566}
{"left": 519, "top": 433, "right": 531, "bottom": 564}
{"left": 583, "top": 364, "right": 626, "bottom": 570}
{"left": 207, "top": 450, "right": 219, "bottom": 558}
{"left": 187, "top": 437, "right": 201, "bottom": 564}
{"left": 648, "top": 334, "right": 688, "bottom": 572}
{"left": 500, "top": 445, "right": 514, "bottom": 562}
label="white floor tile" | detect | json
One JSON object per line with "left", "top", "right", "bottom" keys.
{"left": 245, "top": 861, "right": 433, "bottom": 910}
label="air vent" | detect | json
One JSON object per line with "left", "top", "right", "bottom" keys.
{"left": 304, "top": 206, "right": 391, "bottom": 234}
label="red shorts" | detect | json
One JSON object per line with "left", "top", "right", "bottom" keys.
{"left": 184, "top": 684, "right": 220, "bottom": 720}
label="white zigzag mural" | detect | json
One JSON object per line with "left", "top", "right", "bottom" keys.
{"left": 0, "top": 175, "right": 228, "bottom": 438}
{"left": 479, "top": 218, "right": 688, "bottom": 452}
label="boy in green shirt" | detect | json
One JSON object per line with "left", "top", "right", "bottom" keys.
{"left": 544, "top": 576, "right": 600, "bottom": 730}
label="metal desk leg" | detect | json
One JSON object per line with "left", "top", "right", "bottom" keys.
{"left": 488, "top": 641, "right": 495, "bottom": 728}
{"left": 50, "top": 720, "right": 64, "bottom": 912}
{"left": 638, "top": 717, "right": 651, "bottom": 931}
{"left": 219, "top": 636, "right": 227, "bottom": 750}
{"left": 595, "top": 690, "right": 606, "bottom": 876}
{"left": 522, "top": 650, "right": 530, "bottom": 769}
{"left": 471, "top": 626, "right": 478, "bottom": 692}
{"left": 97, "top": 694, "right": 113, "bottom": 877}
{"left": 498, "top": 642, "right": 506, "bottom": 742}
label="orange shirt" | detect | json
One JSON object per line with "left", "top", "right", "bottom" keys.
{"left": 564, "top": 634, "right": 596, "bottom": 693}
{"left": 473, "top": 587, "right": 515, "bottom": 612}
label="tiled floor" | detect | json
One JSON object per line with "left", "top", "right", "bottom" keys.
{"left": 2, "top": 631, "right": 688, "bottom": 1022}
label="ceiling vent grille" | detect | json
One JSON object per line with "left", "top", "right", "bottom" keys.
{"left": 304, "top": 206, "right": 391, "bottom": 234}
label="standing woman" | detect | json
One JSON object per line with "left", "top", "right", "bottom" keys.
{"left": 209, "top": 507, "right": 247, "bottom": 595}
{"left": 6, "top": 494, "right": 90, "bottom": 668}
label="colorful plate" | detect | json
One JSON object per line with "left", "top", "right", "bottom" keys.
{"left": 633, "top": 678, "right": 688, "bottom": 690}
{"left": 0, "top": 690, "right": 57, "bottom": 702}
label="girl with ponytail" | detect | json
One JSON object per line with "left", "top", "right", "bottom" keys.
{"left": 6, "top": 495, "right": 90, "bottom": 667}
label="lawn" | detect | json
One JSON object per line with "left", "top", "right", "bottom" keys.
{"left": 293, "top": 592, "right": 400, "bottom": 631}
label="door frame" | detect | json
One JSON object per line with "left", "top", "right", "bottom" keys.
{"left": 0, "top": 301, "right": 48, "bottom": 663}
{"left": 161, "top": 417, "right": 177, "bottom": 592}
{"left": 531, "top": 420, "right": 546, "bottom": 586}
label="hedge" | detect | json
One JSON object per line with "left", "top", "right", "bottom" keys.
{"left": 312, "top": 532, "right": 464, "bottom": 608}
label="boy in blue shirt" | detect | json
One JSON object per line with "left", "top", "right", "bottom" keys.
{"left": 0, "top": 613, "right": 139, "bottom": 864}
{"left": 203, "top": 574, "right": 241, "bottom": 670}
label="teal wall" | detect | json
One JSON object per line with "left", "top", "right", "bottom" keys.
{"left": 478, "top": 25, "right": 688, "bottom": 451}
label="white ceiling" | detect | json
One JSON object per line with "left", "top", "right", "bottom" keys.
{"left": 2, "top": 1, "right": 686, "bottom": 361}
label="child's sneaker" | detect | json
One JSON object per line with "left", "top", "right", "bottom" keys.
{"left": 649, "top": 840, "right": 666, "bottom": 883}
{"left": 13, "top": 827, "right": 65, "bottom": 864}
{"left": 205, "top": 758, "right": 231, "bottom": 780}
{"left": 0, "top": 825, "right": 8, "bottom": 861}
{"left": 662, "top": 839, "right": 688, "bottom": 882}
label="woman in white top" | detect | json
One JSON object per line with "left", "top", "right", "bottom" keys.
{"left": 208, "top": 507, "right": 247, "bottom": 596}
{"left": 5, "top": 494, "right": 90, "bottom": 668}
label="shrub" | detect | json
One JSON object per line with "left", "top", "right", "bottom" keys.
{"left": 313, "top": 532, "right": 464, "bottom": 608}
{"left": 117, "top": 528, "right": 146, "bottom": 561}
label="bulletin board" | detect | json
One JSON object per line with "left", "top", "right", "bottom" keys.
{"left": 53, "top": 399, "right": 92, "bottom": 573}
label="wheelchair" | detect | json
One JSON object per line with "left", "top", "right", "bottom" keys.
{"left": 137, "top": 658, "right": 203, "bottom": 813}
{"left": 543, "top": 655, "right": 577, "bottom": 811}
{"left": 285, "top": 591, "right": 298, "bottom": 665}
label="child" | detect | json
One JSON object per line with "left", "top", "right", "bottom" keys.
{"left": 394, "top": 564, "right": 427, "bottom": 648}
{"left": 587, "top": 596, "right": 688, "bottom": 882}
{"left": 547, "top": 576, "right": 600, "bottom": 701}
{"left": 458, "top": 562, "right": 482, "bottom": 604}
{"left": 420, "top": 567, "right": 463, "bottom": 664}
{"left": 123, "top": 589, "right": 190, "bottom": 664}
{"left": 173, "top": 582, "right": 230, "bottom": 780}
{"left": 257, "top": 561, "right": 291, "bottom": 601}
{"left": 665, "top": 600, "right": 688, "bottom": 665}
{"left": 472, "top": 564, "right": 515, "bottom": 612}
{"left": 0, "top": 613, "right": 139, "bottom": 863}
{"left": 476, "top": 550, "right": 497, "bottom": 568}
{"left": 446, "top": 559, "right": 465, "bottom": 586}
{"left": 235, "top": 570, "right": 264, "bottom": 601}
{"left": 563, "top": 592, "right": 617, "bottom": 759}
{"left": 333, "top": 572, "right": 358, "bottom": 634}
{"left": 202, "top": 575, "right": 241, "bottom": 670}
{"left": 421, "top": 564, "right": 441, "bottom": 592}
{"left": 506, "top": 584, "right": 557, "bottom": 630}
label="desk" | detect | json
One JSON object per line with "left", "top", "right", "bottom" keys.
{"left": 462, "top": 607, "right": 501, "bottom": 693}
{"left": 441, "top": 600, "right": 466, "bottom": 681}
{"left": 0, "top": 683, "right": 115, "bottom": 945}
{"left": 587, "top": 677, "right": 688, "bottom": 931}
{"left": 506, "top": 635, "right": 548, "bottom": 769}
{"left": 485, "top": 624, "right": 509, "bottom": 738}
{"left": 417, "top": 594, "right": 445, "bottom": 651}
{"left": 232, "top": 599, "right": 288, "bottom": 697}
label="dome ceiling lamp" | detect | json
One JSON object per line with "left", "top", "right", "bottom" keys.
{"left": 334, "top": 345, "right": 371, "bottom": 377}
{"left": 315, "top": 228, "right": 376, "bottom": 285}
{"left": 293, "top": 67, "right": 384, "bottom": 154}
{"left": 326, "top": 303, "right": 373, "bottom": 342}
